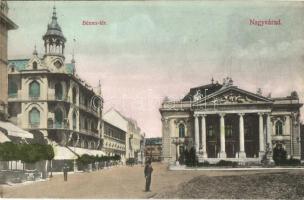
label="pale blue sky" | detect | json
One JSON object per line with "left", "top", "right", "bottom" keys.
{"left": 8, "top": 1, "right": 304, "bottom": 137}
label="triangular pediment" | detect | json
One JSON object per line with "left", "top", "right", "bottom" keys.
{"left": 193, "top": 86, "right": 273, "bottom": 106}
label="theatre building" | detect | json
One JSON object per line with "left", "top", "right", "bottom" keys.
{"left": 160, "top": 77, "right": 302, "bottom": 164}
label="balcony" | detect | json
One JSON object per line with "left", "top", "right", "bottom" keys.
{"left": 28, "top": 123, "right": 40, "bottom": 129}
{"left": 48, "top": 94, "right": 70, "bottom": 103}
{"left": 47, "top": 122, "right": 69, "bottom": 130}
{"left": 79, "top": 103, "right": 99, "bottom": 116}
{"left": 8, "top": 93, "right": 18, "bottom": 98}
{"left": 79, "top": 128, "right": 99, "bottom": 137}
{"left": 8, "top": 94, "right": 41, "bottom": 102}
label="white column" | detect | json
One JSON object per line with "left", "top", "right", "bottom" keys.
{"left": 194, "top": 115, "right": 199, "bottom": 154}
{"left": 201, "top": 114, "right": 208, "bottom": 158}
{"left": 219, "top": 113, "right": 226, "bottom": 158}
{"left": 266, "top": 114, "right": 273, "bottom": 149}
{"left": 258, "top": 113, "right": 265, "bottom": 158}
{"left": 238, "top": 113, "right": 246, "bottom": 158}
{"left": 285, "top": 115, "right": 290, "bottom": 135}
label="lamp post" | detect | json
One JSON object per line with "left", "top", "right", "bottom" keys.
{"left": 172, "top": 137, "right": 183, "bottom": 166}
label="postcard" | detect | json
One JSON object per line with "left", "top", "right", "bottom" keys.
{"left": 0, "top": 0, "right": 303, "bottom": 199}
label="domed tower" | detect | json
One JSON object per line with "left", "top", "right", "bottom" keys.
{"left": 42, "top": 6, "right": 66, "bottom": 59}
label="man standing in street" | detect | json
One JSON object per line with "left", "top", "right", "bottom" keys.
{"left": 63, "top": 163, "right": 69, "bottom": 181}
{"left": 144, "top": 160, "right": 153, "bottom": 192}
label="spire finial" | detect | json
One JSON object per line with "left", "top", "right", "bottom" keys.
{"left": 211, "top": 77, "right": 214, "bottom": 84}
{"left": 97, "top": 80, "right": 102, "bottom": 96}
{"left": 71, "top": 38, "right": 76, "bottom": 63}
{"left": 33, "top": 45, "right": 38, "bottom": 55}
{"left": 52, "top": 5, "right": 57, "bottom": 19}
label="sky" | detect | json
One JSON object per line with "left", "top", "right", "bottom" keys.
{"left": 7, "top": 1, "right": 304, "bottom": 138}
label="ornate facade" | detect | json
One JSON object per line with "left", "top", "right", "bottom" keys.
{"left": 160, "top": 77, "right": 302, "bottom": 164}
{"left": 7, "top": 7, "right": 104, "bottom": 156}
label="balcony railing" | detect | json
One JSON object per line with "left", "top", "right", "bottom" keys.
{"left": 8, "top": 93, "right": 18, "bottom": 98}
{"left": 47, "top": 122, "right": 69, "bottom": 129}
{"left": 29, "top": 123, "right": 40, "bottom": 129}
{"left": 48, "top": 94, "right": 70, "bottom": 102}
{"left": 80, "top": 128, "right": 99, "bottom": 136}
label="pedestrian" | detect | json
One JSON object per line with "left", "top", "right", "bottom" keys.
{"left": 63, "top": 163, "right": 69, "bottom": 181}
{"left": 144, "top": 160, "right": 153, "bottom": 192}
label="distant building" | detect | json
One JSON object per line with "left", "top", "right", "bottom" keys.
{"left": 145, "top": 137, "right": 162, "bottom": 162}
{"left": 160, "top": 77, "right": 302, "bottom": 164}
{"left": 7, "top": 7, "right": 104, "bottom": 162}
{"left": 103, "top": 120, "right": 126, "bottom": 161}
{"left": 103, "top": 108, "right": 145, "bottom": 163}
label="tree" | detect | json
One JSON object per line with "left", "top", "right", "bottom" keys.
{"left": 273, "top": 145, "right": 287, "bottom": 165}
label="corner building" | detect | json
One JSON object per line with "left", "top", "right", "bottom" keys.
{"left": 160, "top": 77, "right": 302, "bottom": 164}
{"left": 0, "top": 0, "right": 17, "bottom": 120}
{"left": 7, "top": 7, "right": 104, "bottom": 159}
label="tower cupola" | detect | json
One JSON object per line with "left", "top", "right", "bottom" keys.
{"left": 42, "top": 6, "right": 66, "bottom": 58}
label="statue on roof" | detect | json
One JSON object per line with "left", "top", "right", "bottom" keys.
{"left": 193, "top": 90, "right": 203, "bottom": 101}
{"left": 222, "top": 77, "right": 233, "bottom": 87}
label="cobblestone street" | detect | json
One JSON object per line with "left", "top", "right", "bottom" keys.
{"left": 2, "top": 163, "right": 304, "bottom": 198}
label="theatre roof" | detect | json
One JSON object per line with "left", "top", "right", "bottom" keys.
{"left": 183, "top": 82, "right": 223, "bottom": 101}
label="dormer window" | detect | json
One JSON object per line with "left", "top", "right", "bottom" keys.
{"left": 33, "top": 61, "right": 38, "bottom": 70}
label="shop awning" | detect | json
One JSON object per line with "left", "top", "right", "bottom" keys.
{"left": 52, "top": 144, "right": 106, "bottom": 160}
{"left": 53, "top": 144, "right": 78, "bottom": 160}
{"left": 71, "top": 147, "right": 106, "bottom": 157}
{"left": 0, "top": 121, "right": 33, "bottom": 139}
{"left": 0, "top": 130, "right": 11, "bottom": 143}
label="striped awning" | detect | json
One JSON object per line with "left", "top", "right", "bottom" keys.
{"left": 0, "top": 130, "right": 11, "bottom": 143}
{"left": 0, "top": 121, "right": 33, "bottom": 139}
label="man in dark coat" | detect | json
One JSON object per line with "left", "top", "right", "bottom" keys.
{"left": 63, "top": 163, "right": 69, "bottom": 181}
{"left": 144, "top": 160, "right": 153, "bottom": 192}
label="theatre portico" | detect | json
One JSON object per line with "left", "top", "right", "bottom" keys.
{"left": 160, "top": 77, "right": 302, "bottom": 164}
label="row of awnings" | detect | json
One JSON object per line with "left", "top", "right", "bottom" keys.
{"left": 0, "top": 121, "right": 106, "bottom": 160}
{"left": 53, "top": 144, "right": 106, "bottom": 160}
{"left": 0, "top": 121, "right": 34, "bottom": 143}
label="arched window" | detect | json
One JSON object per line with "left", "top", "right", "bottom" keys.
{"left": 55, "top": 83, "right": 63, "bottom": 100}
{"left": 8, "top": 81, "right": 18, "bottom": 98}
{"left": 29, "top": 81, "right": 40, "bottom": 98}
{"left": 33, "top": 61, "right": 37, "bottom": 70}
{"left": 55, "top": 109, "right": 63, "bottom": 128}
{"left": 84, "top": 140, "right": 88, "bottom": 148}
{"left": 275, "top": 121, "right": 283, "bottom": 136}
{"left": 73, "top": 112, "right": 77, "bottom": 130}
{"left": 29, "top": 108, "right": 40, "bottom": 127}
{"left": 85, "top": 119, "right": 88, "bottom": 130}
{"left": 179, "top": 124, "right": 185, "bottom": 138}
{"left": 72, "top": 87, "right": 77, "bottom": 104}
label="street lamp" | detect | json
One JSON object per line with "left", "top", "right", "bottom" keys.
{"left": 172, "top": 137, "right": 183, "bottom": 166}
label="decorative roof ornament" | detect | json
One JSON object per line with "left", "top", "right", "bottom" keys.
{"left": 193, "top": 90, "right": 203, "bottom": 101}
{"left": 222, "top": 77, "right": 233, "bottom": 88}
{"left": 33, "top": 45, "right": 38, "bottom": 56}
{"left": 211, "top": 77, "right": 214, "bottom": 84}
{"left": 257, "top": 88, "right": 262, "bottom": 96}
{"left": 43, "top": 6, "right": 66, "bottom": 57}
{"left": 97, "top": 80, "right": 103, "bottom": 97}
